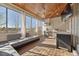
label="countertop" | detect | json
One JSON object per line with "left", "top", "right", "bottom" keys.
{"left": 57, "top": 32, "right": 71, "bottom": 35}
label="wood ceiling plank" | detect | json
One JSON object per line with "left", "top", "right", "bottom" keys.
{"left": 46, "top": 4, "right": 67, "bottom": 18}
{"left": 13, "top": 3, "right": 42, "bottom": 18}
{"left": 12, "top": 3, "right": 67, "bottom": 19}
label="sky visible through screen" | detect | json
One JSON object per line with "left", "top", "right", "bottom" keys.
{"left": 0, "top": 6, "right": 37, "bottom": 29}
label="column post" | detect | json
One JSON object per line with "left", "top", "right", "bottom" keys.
{"left": 21, "top": 12, "right": 26, "bottom": 38}
{"left": 30, "top": 17, "right": 32, "bottom": 34}
{"left": 36, "top": 19, "right": 38, "bottom": 34}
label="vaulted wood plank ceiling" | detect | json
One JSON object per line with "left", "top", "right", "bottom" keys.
{"left": 12, "top": 3, "right": 67, "bottom": 19}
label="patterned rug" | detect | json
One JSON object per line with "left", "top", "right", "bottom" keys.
{"left": 22, "top": 46, "right": 73, "bottom": 56}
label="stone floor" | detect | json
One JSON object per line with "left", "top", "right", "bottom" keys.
{"left": 16, "top": 36, "right": 73, "bottom": 56}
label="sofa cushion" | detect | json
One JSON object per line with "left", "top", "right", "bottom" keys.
{"left": 7, "top": 33, "right": 21, "bottom": 41}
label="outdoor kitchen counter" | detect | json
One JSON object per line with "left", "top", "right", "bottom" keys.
{"left": 56, "top": 32, "right": 72, "bottom": 52}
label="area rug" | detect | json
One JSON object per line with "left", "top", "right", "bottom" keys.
{"left": 22, "top": 46, "right": 73, "bottom": 56}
